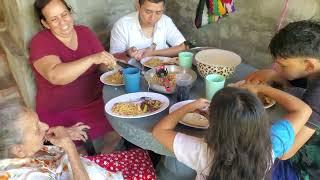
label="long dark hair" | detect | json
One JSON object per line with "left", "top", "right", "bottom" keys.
{"left": 205, "top": 87, "right": 272, "bottom": 180}
{"left": 34, "top": 0, "right": 72, "bottom": 21}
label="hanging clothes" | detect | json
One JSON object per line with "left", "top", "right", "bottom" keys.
{"left": 195, "top": 0, "right": 236, "bottom": 28}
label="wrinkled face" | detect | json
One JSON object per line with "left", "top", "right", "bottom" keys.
{"left": 138, "top": 1, "right": 164, "bottom": 27}
{"left": 41, "top": 0, "right": 74, "bottom": 38}
{"left": 273, "top": 58, "right": 310, "bottom": 80}
{"left": 15, "top": 110, "right": 49, "bottom": 157}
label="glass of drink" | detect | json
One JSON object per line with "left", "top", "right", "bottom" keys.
{"left": 176, "top": 73, "right": 193, "bottom": 102}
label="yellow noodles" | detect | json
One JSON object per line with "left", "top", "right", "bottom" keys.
{"left": 144, "top": 58, "right": 163, "bottom": 67}
{"left": 112, "top": 102, "right": 143, "bottom": 116}
{"left": 105, "top": 71, "right": 123, "bottom": 84}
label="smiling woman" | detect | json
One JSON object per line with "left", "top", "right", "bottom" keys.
{"left": 29, "top": 0, "right": 121, "bottom": 154}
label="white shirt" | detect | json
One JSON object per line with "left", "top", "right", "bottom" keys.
{"left": 173, "top": 120, "right": 295, "bottom": 180}
{"left": 110, "top": 11, "right": 186, "bottom": 54}
{"left": 173, "top": 133, "right": 212, "bottom": 180}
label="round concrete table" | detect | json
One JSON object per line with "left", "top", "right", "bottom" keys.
{"left": 103, "top": 63, "right": 284, "bottom": 180}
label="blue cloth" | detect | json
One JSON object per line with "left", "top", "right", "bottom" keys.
{"left": 270, "top": 120, "right": 295, "bottom": 159}
{"left": 272, "top": 160, "right": 299, "bottom": 180}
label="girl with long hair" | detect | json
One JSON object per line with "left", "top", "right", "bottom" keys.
{"left": 153, "top": 84, "right": 312, "bottom": 180}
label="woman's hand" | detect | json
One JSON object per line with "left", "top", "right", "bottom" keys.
{"left": 46, "top": 126, "right": 76, "bottom": 152}
{"left": 92, "top": 51, "right": 116, "bottom": 68}
{"left": 47, "top": 127, "right": 90, "bottom": 180}
{"left": 66, "top": 122, "right": 90, "bottom": 142}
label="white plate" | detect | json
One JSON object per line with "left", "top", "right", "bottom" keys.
{"left": 100, "top": 67, "right": 124, "bottom": 86}
{"left": 105, "top": 92, "right": 170, "bottom": 118}
{"left": 169, "top": 100, "right": 209, "bottom": 129}
{"left": 140, "top": 56, "right": 170, "bottom": 68}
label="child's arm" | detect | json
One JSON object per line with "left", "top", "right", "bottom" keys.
{"left": 280, "top": 126, "right": 315, "bottom": 160}
{"left": 245, "top": 69, "right": 291, "bottom": 87}
{"left": 245, "top": 84, "right": 311, "bottom": 135}
{"left": 152, "top": 99, "right": 210, "bottom": 152}
{"left": 257, "top": 85, "right": 311, "bottom": 134}
{"left": 244, "top": 84, "right": 312, "bottom": 159}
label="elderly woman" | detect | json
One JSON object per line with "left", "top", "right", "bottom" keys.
{"left": 29, "top": 0, "right": 119, "bottom": 153}
{"left": 0, "top": 102, "right": 156, "bottom": 179}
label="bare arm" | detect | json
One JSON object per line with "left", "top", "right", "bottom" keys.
{"left": 147, "top": 43, "right": 187, "bottom": 57}
{"left": 245, "top": 69, "right": 290, "bottom": 87}
{"left": 47, "top": 127, "right": 90, "bottom": 180}
{"left": 152, "top": 99, "right": 210, "bottom": 152}
{"left": 280, "top": 126, "right": 315, "bottom": 160}
{"left": 66, "top": 145, "right": 90, "bottom": 180}
{"left": 244, "top": 84, "right": 312, "bottom": 159}
{"left": 111, "top": 43, "right": 187, "bottom": 61}
{"left": 253, "top": 85, "right": 312, "bottom": 135}
{"left": 33, "top": 51, "right": 115, "bottom": 85}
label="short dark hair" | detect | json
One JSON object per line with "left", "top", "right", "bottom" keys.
{"left": 34, "top": 0, "right": 72, "bottom": 21}
{"left": 139, "top": 0, "right": 165, "bottom": 6}
{"left": 269, "top": 20, "right": 320, "bottom": 60}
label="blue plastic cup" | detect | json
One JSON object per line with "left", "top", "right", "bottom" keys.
{"left": 123, "top": 67, "right": 141, "bottom": 93}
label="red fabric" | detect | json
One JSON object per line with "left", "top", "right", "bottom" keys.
{"left": 86, "top": 149, "right": 156, "bottom": 180}
{"left": 221, "top": 0, "right": 232, "bottom": 3}
{"left": 29, "top": 25, "right": 112, "bottom": 139}
{"left": 208, "top": 0, "right": 214, "bottom": 13}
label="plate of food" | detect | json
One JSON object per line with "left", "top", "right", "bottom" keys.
{"left": 169, "top": 100, "right": 210, "bottom": 129}
{"left": 141, "top": 56, "right": 177, "bottom": 68}
{"left": 144, "top": 65, "right": 197, "bottom": 94}
{"left": 100, "top": 67, "right": 124, "bottom": 86}
{"left": 105, "top": 92, "right": 170, "bottom": 118}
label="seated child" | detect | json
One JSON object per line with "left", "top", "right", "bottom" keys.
{"left": 246, "top": 20, "right": 320, "bottom": 179}
{"left": 153, "top": 85, "right": 311, "bottom": 180}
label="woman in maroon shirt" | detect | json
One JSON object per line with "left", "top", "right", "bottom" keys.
{"left": 29, "top": 0, "right": 120, "bottom": 153}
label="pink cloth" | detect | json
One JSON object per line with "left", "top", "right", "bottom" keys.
{"left": 29, "top": 25, "right": 112, "bottom": 139}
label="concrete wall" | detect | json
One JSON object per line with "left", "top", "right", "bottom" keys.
{"left": 0, "top": 0, "right": 135, "bottom": 107}
{"left": 0, "top": 0, "right": 319, "bottom": 107}
{"left": 166, "top": 0, "right": 320, "bottom": 68}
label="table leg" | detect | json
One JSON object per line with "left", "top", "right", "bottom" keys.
{"left": 156, "top": 156, "right": 196, "bottom": 180}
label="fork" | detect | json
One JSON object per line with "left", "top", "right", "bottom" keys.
{"left": 129, "top": 96, "right": 151, "bottom": 103}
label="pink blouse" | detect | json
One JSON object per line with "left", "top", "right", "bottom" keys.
{"left": 29, "top": 25, "right": 112, "bottom": 139}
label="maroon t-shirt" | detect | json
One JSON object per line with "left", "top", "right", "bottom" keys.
{"left": 29, "top": 25, "right": 112, "bottom": 139}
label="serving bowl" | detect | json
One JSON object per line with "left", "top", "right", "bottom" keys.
{"left": 144, "top": 65, "right": 197, "bottom": 94}
{"left": 194, "top": 49, "right": 242, "bottom": 78}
